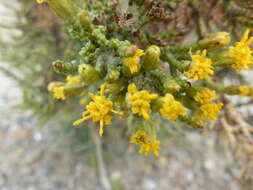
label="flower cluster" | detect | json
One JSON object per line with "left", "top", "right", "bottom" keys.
{"left": 194, "top": 88, "right": 223, "bottom": 120}
{"left": 38, "top": 0, "right": 253, "bottom": 156}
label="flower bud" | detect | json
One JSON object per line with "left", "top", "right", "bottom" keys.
{"left": 64, "top": 83, "right": 85, "bottom": 96}
{"left": 78, "top": 64, "right": 100, "bottom": 83}
{"left": 78, "top": 10, "right": 92, "bottom": 31}
{"left": 52, "top": 60, "right": 78, "bottom": 75}
{"left": 38, "top": 0, "right": 76, "bottom": 21}
{"left": 163, "top": 78, "right": 181, "bottom": 93}
{"left": 197, "top": 32, "right": 230, "bottom": 51}
{"left": 105, "top": 80, "right": 125, "bottom": 94}
{"left": 124, "top": 45, "right": 138, "bottom": 57}
{"left": 106, "top": 69, "right": 120, "bottom": 81}
{"left": 48, "top": 82, "right": 64, "bottom": 92}
{"left": 143, "top": 45, "right": 161, "bottom": 71}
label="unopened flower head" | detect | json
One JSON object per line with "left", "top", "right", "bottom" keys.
{"left": 123, "top": 48, "right": 144, "bottom": 74}
{"left": 159, "top": 94, "right": 186, "bottom": 121}
{"left": 127, "top": 83, "right": 158, "bottom": 120}
{"left": 66, "top": 75, "right": 81, "bottom": 85}
{"left": 184, "top": 49, "right": 214, "bottom": 80}
{"left": 195, "top": 102, "right": 223, "bottom": 120}
{"left": 229, "top": 29, "right": 253, "bottom": 71}
{"left": 73, "top": 84, "right": 122, "bottom": 136}
{"left": 37, "top": 0, "right": 47, "bottom": 3}
{"left": 194, "top": 88, "right": 218, "bottom": 104}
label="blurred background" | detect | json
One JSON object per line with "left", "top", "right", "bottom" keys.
{"left": 0, "top": 0, "right": 253, "bottom": 190}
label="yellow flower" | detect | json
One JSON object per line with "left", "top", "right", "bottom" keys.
{"left": 123, "top": 49, "right": 144, "bottom": 74}
{"left": 37, "top": 0, "right": 47, "bottom": 3}
{"left": 130, "top": 130, "right": 160, "bottom": 157}
{"left": 159, "top": 94, "right": 186, "bottom": 121}
{"left": 127, "top": 83, "right": 158, "bottom": 120}
{"left": 73, "top": 84, "right": 122, "bottom": 136}
{"left": 52, "top": 86, "right": 66, "bottom": 100}
{"left": 130, "top": 130, "right": 151, "bottom": 145}
{"left": 229, "top": 29, "right": 253, "bottom": 71}
{"left": 66, "top": 75, "right": 81, "bottom": 85}
{"left": 139, "top": 140, "right": 160, "bottom": 157}
{"left": 194, "top": 88, "right": 218, "bottom": 104}
{"left": 184, "top": 49, "right": 214, "bottom": 80}
{"left": 195, "top": 102, "right": 223, "bottom": 120}
{"left": 239, "top": 86, "right": 250, "bottom": 97}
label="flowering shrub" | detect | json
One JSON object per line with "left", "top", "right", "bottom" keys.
{"left": 37, "top": 0, "right": 253, "bottom": 156}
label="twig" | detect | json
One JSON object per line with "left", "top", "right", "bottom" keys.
{"left": 90, "top": 125, "right": 112, "bottom": 190}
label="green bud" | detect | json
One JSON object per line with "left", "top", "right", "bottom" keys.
{"left": 47, "top": 82, "right": 64, "bottom": 92}
{"left": 197, "top": 32, "right": 230, "bottom": 51}
{"left": 143, "top": 45, "right": 161, "bottom": 71}
{"left": 105, "top": 80, "right": 125, "bottom": 94}
{"left": 64, "top": 83, "right": 85, "bottom": 96}
{"left": 78, "top": 10, "right": 92, "bottom": 31}
{"left": 124, "top": 45, "right": 138, "bottom": 57}
{"left": 107, "top": 69, "right": 120, "bottom": 81}
{"left": 222, "top": 86, "right": 240, "bottom": 95}
{"left": 211, "top": 51, "right": 234, "bottom": 67}
{"left": 163, "top": 78, "right": 181, "bottom": 93}
{"left": 52, "top": 60, "right": 78, "bottom": 75}
{"left": 45, "top": 0, "right": 76, "bottom": 21}
{"left": 78, "top": 64, "right": 100, "bottom": 83}
{"left": 151, "top": 97, "right": 163, "bottom": 113}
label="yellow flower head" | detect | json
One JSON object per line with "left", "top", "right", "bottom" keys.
{"left": 184, "top": 49, "right": 214, "bottom": 80}
{"left": 130, "top": 130, "right": 151, "bottom": 145}
{"left": 139, "top": 140, "right": 160, "bottom": 157}
{"left": 123, "top": 49, "right": 144, "bottom": 74}
{"left": 127, "top": 83, "right": 158, "bottom": 120}
{"left": 73, "top": 84, "right": 122, "bottom": 136}
{"left": 159, "top": 94, "right": 186, "bottom": 121}
{"left": 66, "top": 75, "right": 81, "bottom": 85}
{"left": 130, "top": 130, "right": 160, "bottom": 157}
{"left": 239, "top": 86, "right": 251, "bottom": 97}
{"left": 229, "top": 29, "right": 253, "bottom": 71}
{"left": 195, "top": 102, "right": 223, "bottom": 120}
{"left": 37, "top": 0, "right": 47, "bottom": 3}
{"left": 194, "top": 88, "right": 218, "bottom": 104}
{"left": 52, "top": 86, "right": 66, "bottom": 100}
